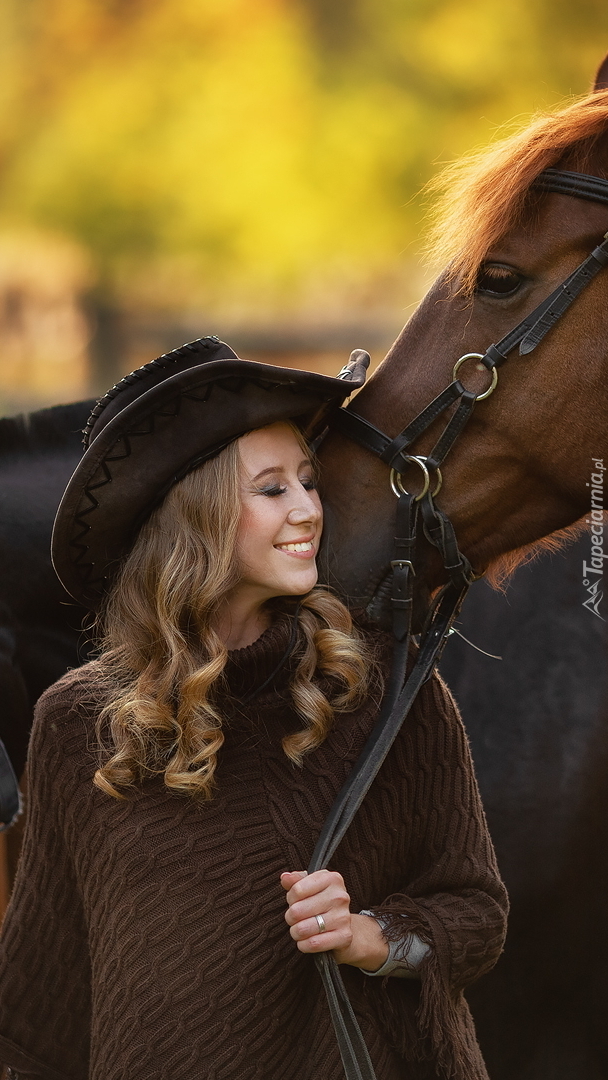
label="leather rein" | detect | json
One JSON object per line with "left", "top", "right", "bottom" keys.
{"left": 308, "top": 168, "right": 608, "bottom": 1080}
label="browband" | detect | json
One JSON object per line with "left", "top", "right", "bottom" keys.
{"left": 534, "top": 168, "right": 608, "bottom": 205}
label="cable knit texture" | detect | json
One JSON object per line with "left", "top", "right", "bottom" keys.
{"left": 0, "top": 619, "right": 507, "bottom": 1080}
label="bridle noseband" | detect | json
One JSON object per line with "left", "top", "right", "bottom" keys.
{"left": 310, "top": 169, "right": 608, "bottom": 1080}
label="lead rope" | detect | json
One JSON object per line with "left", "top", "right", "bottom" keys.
{"left": 307, "top": 481, "right": 471, "bottom": 1080}
{"left": 307, "top": 578, "right": 469, "bottom": 1080}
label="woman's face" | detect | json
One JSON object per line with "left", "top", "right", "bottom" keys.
{"left": 234, "top": 422, "right": 322, "bottom": 607}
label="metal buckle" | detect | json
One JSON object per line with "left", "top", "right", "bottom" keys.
{"left": 391, "top": 559, "right": 416, "bottom": 575}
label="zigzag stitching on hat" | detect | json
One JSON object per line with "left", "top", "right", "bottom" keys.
{"left": 72, "top": 518, "right": 96, "bottom": 542}
{"left": 82, "top": 336, "right": 221, "bottom": 448}
{"left": 70, "top": 469, "right": 120, "bottom": 569}
{"left": 67, "top": 473, "right": 105, "bottom": 573}
{"left": 181, "top": 384, "right": 215, "bottom": 404}
{"left": 83, "top": 460, "right": 114, "bottom": 493}
{"left": 68, "top": 531, "right": 96, "bottom": 577}
{"left": 74, "top": 500, "right": 100, "bottom": 523}
{"left": 104, "top": 436, "right": 133, "bottom": 463}
{"left": 70, "top": 394, "right": 190, "bottom": 585}
{"left": 68, "top": 539, "right": 102, "bottom": 588}
{"left": 154, "top": 401, "right": 184, "bottom": 417}
{"left": 78, "top": 413, "right": 172, "bottom": 528}
{"left": 70, "top": 495, "right": 101, "bottom": 552}
{"left": 181, "top": 377, "right": 303, "bottom": 405}
{"left": 70, "top": 542, "right": 92, "bottom": 567}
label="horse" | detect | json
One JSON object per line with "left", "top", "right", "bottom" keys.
{"left": 317, "top": 65, "right": 608, "bottom": 1080}
{"left": 0, "top": 401, "right": 93, "bottom": 777}
{"left": 439, "top": 535, "right": 608, "bottom": 1078}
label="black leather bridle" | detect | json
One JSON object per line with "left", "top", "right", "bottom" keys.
{"left": 309, "top": 168, "right": 608, "bottom": 1080}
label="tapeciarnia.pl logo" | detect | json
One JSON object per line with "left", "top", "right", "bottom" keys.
{"left": 582, "top": 457, "right": 605, "bottom": 620}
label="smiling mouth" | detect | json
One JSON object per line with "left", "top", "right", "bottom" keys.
{"left": 275, "top": 540, "right": 315, "bottom": 553}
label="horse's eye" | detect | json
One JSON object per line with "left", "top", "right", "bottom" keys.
{"left": 476, "top": 264, "right": 523, "bottom": 297}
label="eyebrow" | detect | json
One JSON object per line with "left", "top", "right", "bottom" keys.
{"left": 250, "top": 459, "right": 312, "bottom": 483}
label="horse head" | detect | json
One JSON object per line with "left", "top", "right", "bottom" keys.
{"left": 319, "top": 60, "right": 608, "bottom": 617}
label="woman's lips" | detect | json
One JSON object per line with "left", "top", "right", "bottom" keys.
{"left": 274, "top": 538, "right": 316, "bottom": 558}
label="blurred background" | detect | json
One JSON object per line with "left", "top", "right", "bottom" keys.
{"left": 0, "top": 0, "right": 607, "bottom": 414}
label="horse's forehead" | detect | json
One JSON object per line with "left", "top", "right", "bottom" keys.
{"left": 491, "top": 193, "right": 608, "bottom": 265}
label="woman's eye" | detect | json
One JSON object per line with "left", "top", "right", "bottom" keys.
{"left": 475, "top": 264, "right": 524, "bottom": 297}
{"left": 260, "top": 485, "right": 287, "bottom": 497}
{"left": 300, "top": 477, "right": 316, "bottom": 491}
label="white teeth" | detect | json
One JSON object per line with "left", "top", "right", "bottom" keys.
{"left": 278, "top": 541, "right": 314, "bottom": 552}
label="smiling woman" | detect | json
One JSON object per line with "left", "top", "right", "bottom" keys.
{"left": 225, "top": 422, "right": 323, "bottom": 648}
{"left": 0, "top": 337, "right": 507, "bottom": 1080}
{"left": 92, "top": 417, "right": 369, "bottom": 801}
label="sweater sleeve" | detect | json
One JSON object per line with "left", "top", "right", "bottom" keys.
{"left": 364, "top": 671, "right": 508, "bottom": 1079}
{"left": 0, "top": 678, "right": 91, "bottom": 1080}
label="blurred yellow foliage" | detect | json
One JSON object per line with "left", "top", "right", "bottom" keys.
{"left": 0, "top": 0, "right": 606, "bottom": 326}
{"left": 0, "top": 230, "right": 92, "bottom": 404}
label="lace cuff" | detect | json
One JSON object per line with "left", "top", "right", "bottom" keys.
{"left": 358, "top": 910, "right": 431, "bottom": 979}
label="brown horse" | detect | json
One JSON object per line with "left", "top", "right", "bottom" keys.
{"left": 319, "top": 81, "right": 608, "bottom": 611}
{"left": 318, "top": 62, "right": 608, "bottom": 1080}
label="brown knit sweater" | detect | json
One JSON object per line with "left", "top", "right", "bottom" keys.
{"left": 0, "top": 620, "right": 507, "bottom": 1080}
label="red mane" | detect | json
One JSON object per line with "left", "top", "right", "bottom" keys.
{"left": 426, "top": 90, "right": 608, "bottom": 292}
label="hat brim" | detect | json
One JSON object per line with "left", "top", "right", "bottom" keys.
{"left": 52, "top": 357, "right": 365, "bottom": 609}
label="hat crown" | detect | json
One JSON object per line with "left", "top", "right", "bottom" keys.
{"left": 84, "top": 336, "right": 238, "bottom": 448}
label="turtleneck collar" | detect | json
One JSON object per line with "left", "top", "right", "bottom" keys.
{"left": 222, "top": 612, "right": 297, "bottom": 702}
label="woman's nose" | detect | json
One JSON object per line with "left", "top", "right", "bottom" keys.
{"left": 287, "top": 492, "right": 321, "bottom": 525}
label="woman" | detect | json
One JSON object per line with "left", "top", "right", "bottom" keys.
{"left": 0, "top": 337, "right": 507, "bottom": 1080}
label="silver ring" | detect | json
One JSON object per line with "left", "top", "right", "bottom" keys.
{"left": 315, "top": 913, "right": 327, "bottom": 933}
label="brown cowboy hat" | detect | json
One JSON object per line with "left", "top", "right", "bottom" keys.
{"left": 51, "top": 335, "right": 369, "bottom": 609}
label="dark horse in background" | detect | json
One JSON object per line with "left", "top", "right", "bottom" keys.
{"left": 0, "top": 402, "right": 92, "bottom": 775}
{"left": 318, "top": 59, "right": 608, "bottom": 1079}
{"left": 440, "top": 545, "right": 608, "bottom": 1078}
{"left": 5, "top": 61, "right": 608, "bottom": 1080}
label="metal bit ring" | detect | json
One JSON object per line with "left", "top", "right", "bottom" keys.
{"left": 452, "top": 353, "right": 499, "bottom": 401}
{"left": 390, "top": 455, "right": 430, "bottom": 500}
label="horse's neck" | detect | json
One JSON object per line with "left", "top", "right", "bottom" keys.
{"left": 0, "top": 400, "right": 95, "bottom": 455}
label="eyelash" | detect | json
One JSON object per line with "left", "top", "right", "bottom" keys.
{"left": 260, "top": 479, "right": 316, "bottom": 497}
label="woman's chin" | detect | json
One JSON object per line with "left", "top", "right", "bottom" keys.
{"left": 279, "top": 568, "right": 318, "bottom": 597}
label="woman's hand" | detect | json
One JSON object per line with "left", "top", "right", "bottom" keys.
{"left": 280, "top": 870, "right": 389, "bottom": 971}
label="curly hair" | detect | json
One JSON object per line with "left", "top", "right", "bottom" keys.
{"left": 92, "top": 425, "right": 375, "bottom": 801}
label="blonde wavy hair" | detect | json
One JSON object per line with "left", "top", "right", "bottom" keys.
{"left": 92, "top": 424, "right": 374, "bottom": 801}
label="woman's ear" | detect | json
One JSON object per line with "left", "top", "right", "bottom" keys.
{"left": 592, "top": 52, "right": 608, "bottom": 92}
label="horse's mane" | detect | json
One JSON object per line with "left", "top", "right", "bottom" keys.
{"left": 0, "top": 400, "right": 95, "bottom": 455}
{"left": 485, "top": 518, "right": 588, "bottom": 591}
{"left": 427, "top": 89, "right": 608, "bottom": 292}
